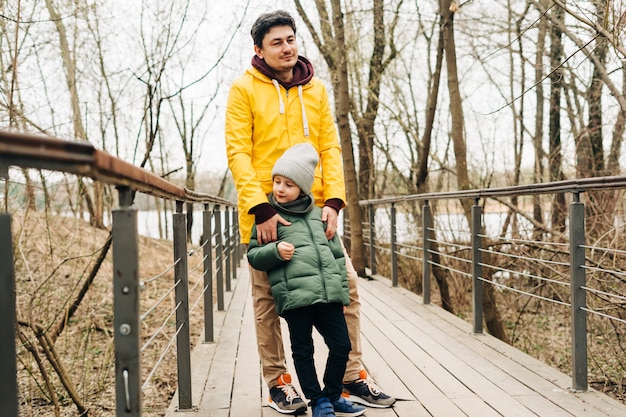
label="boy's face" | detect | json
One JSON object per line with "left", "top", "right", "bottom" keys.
{"left": 254, "top": 25, "right": 298, "bottom": 73}
{"left": 272, "top": 175, "right": 301, "bottom": 204}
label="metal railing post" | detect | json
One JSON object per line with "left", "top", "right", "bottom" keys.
{"left": 471, "top": 198, "right": 484, "bottom": 334}
{"left": 112, "top": 186, "right": 141, "bottom": 417}
{"left": 173, "top": 201, "right": 192, "bottom": 409}
{"left": 390, "top": 202, "right": 398, "bottom": 287}
{"left": 231, "top": 209, "right": 238, "bottom": 277}
{"left": 0, "top": 213, "right": 19, "bottom": 417}
{"left": 224, "top": 207, "right": 232, "bottom": 292}
{"left": 202, "top": 204, "right": 214, "bottom": 343}
{"left": 234, "top": 210, "right": 242, "bottom": 265}
{"left": 342, "top": 211, "right": 350, "bottom": 249}
{"left": 570, "top": 192, "right": 588, "bottom": 391}
{"left": 369, "top": 204, "right": 377, "bottom": 275}
{"left": 422, "top": 202, "right": 431, "bottom": 305}
{"left": 214, "top": 205, "right": 224, "bottom": 311}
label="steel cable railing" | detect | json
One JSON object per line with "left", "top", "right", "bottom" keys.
{"left": 478, "top": 261, "right": 570, "bottom": 288}
{"left": 427, "top": 246, "right": 472, "bottom": 267}
{"left": 479, "top": 276, "right": 572, "bottom": 307}
{"left": 480, "top": 246, "right": 570, "bottom": 267}
{"left": 579, "top": 308, "right": 626, "bottom": 325}
{"left": 186, "top": 244, "right": 212, "bottom": 323}
{"left": 141, "top": 302, "right": 180, "bottom": 354}
{"left": 357, "top": 187, "right": 626, "bottom": 394}
{"left": 188, "top": 254, "right": 207, "bottom": 276}
{"left": 141, "top": 279, "right": 181, "bottom": 322}
{"left": 427, "top": 237, "right": 472, "bottom": 251}
{"left": 393, "top": 241, "right": 423, "bottom": 262}
{"left": 139, "top": 241, "right": 206, "bottom": 389}
{"left": 141, "top": 308, "right": 185, "bottom": 391}
{"left": 0, "top": 132, "right": 242, "bottom": 417}
{"left": 189, "top": 268, "right": 210, "bottom": 316}
{"left": 142, "top": 259, "right": 181, "bottom": 285}
{"left": 427, "top": 252, "right": 473, "bottom": 279}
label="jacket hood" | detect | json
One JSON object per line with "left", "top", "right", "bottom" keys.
{"left": 251, "top": 55, "right": 314, "bottom": 89}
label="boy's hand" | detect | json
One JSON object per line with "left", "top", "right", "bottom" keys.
{"left": 277, "top": 241, "right": 295, "bottom": 261}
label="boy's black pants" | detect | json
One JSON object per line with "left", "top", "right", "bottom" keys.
{"left": 282, "top": 302, "right": 351, "bottom": 407}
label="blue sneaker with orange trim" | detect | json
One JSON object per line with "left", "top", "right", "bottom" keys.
{"left": 331, "top": 396, "right": 366, "bottom": 417}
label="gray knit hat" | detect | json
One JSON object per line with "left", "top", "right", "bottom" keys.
{"left": 272, "top": 143, "right": 319, "bottom": 195}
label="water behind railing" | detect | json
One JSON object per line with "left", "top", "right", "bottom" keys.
{"left": 60, "top": 210, "right": 223, "bottom": 243}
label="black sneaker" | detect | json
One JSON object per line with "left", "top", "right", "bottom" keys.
{"left": 343, "top": 369, "right": 396, "bottom": 408}
{"left": 268, "top": 373, "right": 307, "bottom": 415}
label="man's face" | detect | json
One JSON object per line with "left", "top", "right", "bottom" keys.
{"left": 254, "top": 25, "right": 298, "bottom": 73}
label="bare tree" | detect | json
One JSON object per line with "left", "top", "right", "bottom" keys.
{"left": 169, "top": 94, "right": 215, "bottom": 241}
{"left": 44, "top": 0, "right": 103, "bottom": 228}
{"left": 346, "top": 0, "right": 401, "bottom": 201}
{"left": 416, "top": 19, "right": 443, "bottom": 195}
{"left": 547, "top": 2, "right": 567, "bottom": 233}
{"left": 293, "top": 0, "right": 367, "bottom": 275}
{"left": 532, "top": 0, "right": 548, "bottom": 240}
{"left": 3, "top": 2, "right": 247, "bottom": 414}
{"left": 441, "top": 0, "right": 509, "bottom": 341}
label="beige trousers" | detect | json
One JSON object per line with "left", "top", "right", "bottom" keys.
{"left": 249, "top": 243, "right": 362, "bottom": 388}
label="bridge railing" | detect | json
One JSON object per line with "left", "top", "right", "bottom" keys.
{"left": 0, "top": 132, "right": 242, "bottom": 417}
{"left": 353, "top": 178, "right": 626, "bottom": 393}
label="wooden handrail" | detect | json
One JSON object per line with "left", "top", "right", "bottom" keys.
{"left": 0, "top": 130, "right": 234, "bottom": 206}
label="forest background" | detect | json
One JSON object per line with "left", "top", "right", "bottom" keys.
{"left": 3, "top": 0, "right": 626, "bottom": 416}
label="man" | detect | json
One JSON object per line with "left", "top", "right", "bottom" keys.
{"left": 225, "top": 9, "right": 396, "bottom": 415}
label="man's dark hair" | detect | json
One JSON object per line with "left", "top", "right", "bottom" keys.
{"left": 250, "top": 10, "right": 296, "bottom": 48}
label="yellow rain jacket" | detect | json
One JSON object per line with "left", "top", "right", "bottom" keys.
{"left": 225, "top": 58, "right": 346, "bottom": 244}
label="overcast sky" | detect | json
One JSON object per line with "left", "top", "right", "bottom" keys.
{"left": 195, "top": 1, "right": 294, "bottom": 175}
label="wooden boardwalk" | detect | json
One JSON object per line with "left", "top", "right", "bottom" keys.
{"left": 165, "top": 261, "right": 626, "bottom": 417}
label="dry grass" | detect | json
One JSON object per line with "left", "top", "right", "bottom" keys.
{"left": 12, "top": 210, "right": 207, "bottom": 417}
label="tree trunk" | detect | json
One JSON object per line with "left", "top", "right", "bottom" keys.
{"left": 608, "top": 67, "right": 626, "bottom": 174}
{"left": 533, "top": 4, "right": 547, "bottom": 239}
{"left": 22, "top": 168, "right": 37, "bottom": 211}
{"left": 294, "top": 0, "right": 367, "bottom": 275}
{"left": 441, "top": 0, "right": 508, "bottom": 342}
{"left": 440, "top": 0, "right": 470, "bottom": 214}
{"left": 583, "top": 0, "right": 611, "bottom": 236}
{"left": 548, "top": 3, "right": 566, "bottom": 233}
{"left": 580, "top": 0, "right": 607, "bottom": 178}
{"left": 45, "top": 0, "right": 105, "bottom": 228}
{"left": 329, "top": 0, "right": 366, "bottom": 275}
{"left": 414, "top": 23, "right": 454, "bottom": 311}
{"left": 416, "top": 31, "right": 443, "bottom": 193}
{"left": 355, "top": 0, "right": 391, "bottom": 201}
{"left": 186, "top": 158, "right": 195, "bottom": 243}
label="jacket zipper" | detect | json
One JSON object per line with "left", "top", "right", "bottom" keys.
{"left": 304, "top": 217, "right": 327, "bottom": 301}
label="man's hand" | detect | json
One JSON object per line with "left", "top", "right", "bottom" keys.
{"left": 256, "top": 213, "right": 291, "bottom": 245}
{"left": 321, "top": 205, "right": 338, "bottom": 240}
{"left": 277, "top": 241, "right": 295, "bottom": 260}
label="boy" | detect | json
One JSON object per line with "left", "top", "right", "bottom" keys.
{"left": 247, "top": 144, "right": 366, "bottom": 417}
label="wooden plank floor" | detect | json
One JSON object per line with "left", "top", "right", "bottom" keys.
{"left": 165, "top": 261, "right": 626, "bottom": 417}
